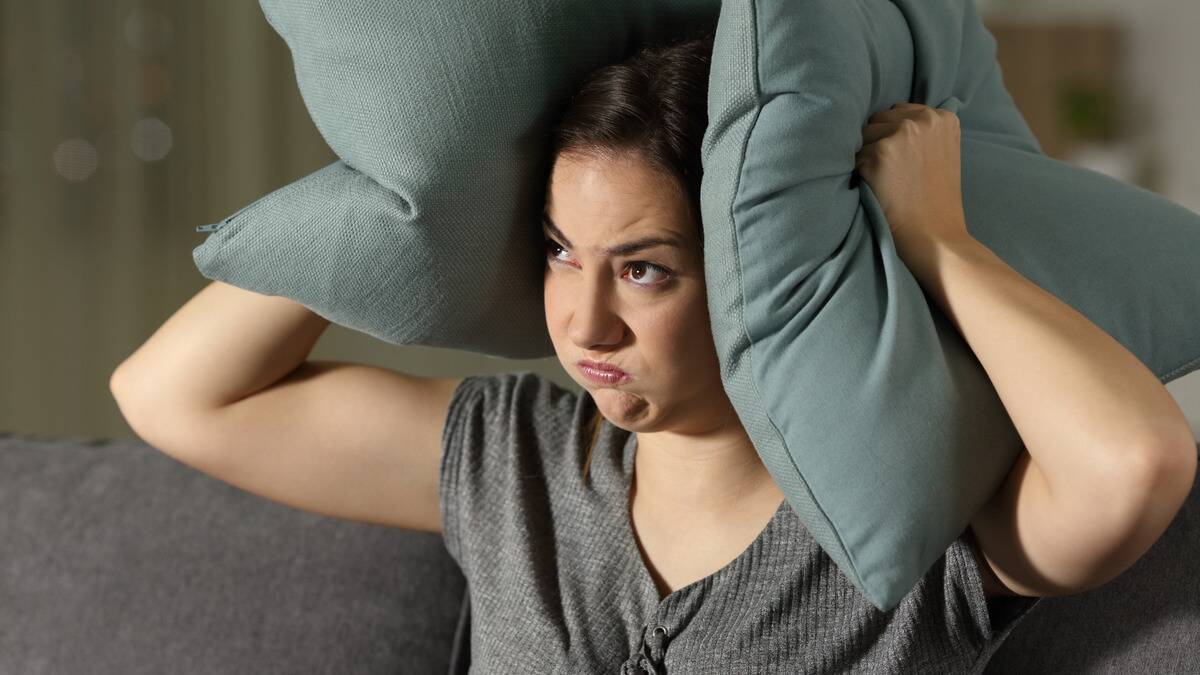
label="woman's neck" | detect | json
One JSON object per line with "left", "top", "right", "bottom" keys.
{"left": 632, "top": 429, "right": 783, "bottom": 518}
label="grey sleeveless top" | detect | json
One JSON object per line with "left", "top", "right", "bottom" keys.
{"left": 438, "top": 370, "right": 1041, "bottom": 674}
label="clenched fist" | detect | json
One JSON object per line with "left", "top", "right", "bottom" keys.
{"left": 854, "top": 102, "right": 971, "bottom": 251}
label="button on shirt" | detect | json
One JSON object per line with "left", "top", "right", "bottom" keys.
{"left": 438, "top": 371, "right": 1041, "bottom": 673}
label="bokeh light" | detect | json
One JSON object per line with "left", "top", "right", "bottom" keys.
{"left": 53, "top": 138, "right": 99, "bottom": 182}
{"left": 130, "top": 118, "right": 172, "bottom": 161}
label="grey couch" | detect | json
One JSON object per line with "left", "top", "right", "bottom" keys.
{"left": 2, "top": 432, "right": 1197, "bottom": 673}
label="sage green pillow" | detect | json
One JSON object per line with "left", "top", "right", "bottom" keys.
{"left": 700, "top": 0, "right": 1200, "bottom": 611}
{"left": 193, "top": 0, "right": 720, "bottom": 359}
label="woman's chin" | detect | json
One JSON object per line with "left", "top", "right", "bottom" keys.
{"left": 593, "top": 388, "right": 651, "bottom": 426}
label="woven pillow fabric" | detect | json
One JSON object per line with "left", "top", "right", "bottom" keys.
{"left": 700, "top": 0, "right": 1200, "bottom": 611}
{"left": 192, "top": 0, "right": 721, "bottom": 358}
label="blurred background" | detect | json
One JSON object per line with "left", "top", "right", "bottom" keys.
{"left": 2, "top": 0, "right": 1198, "bottom": 442}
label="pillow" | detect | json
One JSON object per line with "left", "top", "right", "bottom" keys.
{"left": 192, "top": 0, "right": 721, "bottom": 359}
{"left": 699, "top": 0, "right": 1200, "bottom": 611}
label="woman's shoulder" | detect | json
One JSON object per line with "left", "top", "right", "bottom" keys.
{"left": 442, "top": 369, "right": 607, "bottom": 475}
{"left": 447, "top": 370, "right": 588, "bottom": 432}
{"left": 920, "top": 529, "right": 1043, "bottom": 645}
{"left": 439, "top": 370, "right": 614, "bottom": 564}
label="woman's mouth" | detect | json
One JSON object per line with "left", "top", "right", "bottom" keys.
{"left": 577, "top": 360, "right": 630, "bottom": 385}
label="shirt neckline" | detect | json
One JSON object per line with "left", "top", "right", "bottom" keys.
{"left": 617, "top": 430, "right": 789, "bottom": 606}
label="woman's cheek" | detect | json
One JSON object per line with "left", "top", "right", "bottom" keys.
{"left": 640, "top": 304, "right": 688, "bottom": 350}
{"left": 543, "top": 276, "right": 565, "bottom": 330}
{"left": 543, "top": 275, "right": 583, "bottom": 336}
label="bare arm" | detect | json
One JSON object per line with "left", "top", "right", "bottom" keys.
{"left": 902, "top": 233, "right": 1197, "bottom": 596}
{"left": 856, "top": 102, "right": 1195, "bottom": 597}
{"left": 111, "top": 280, "right": 331, "bottom": 413}
{"left": 109, "top": 281, "right": 462, "bottom": 532}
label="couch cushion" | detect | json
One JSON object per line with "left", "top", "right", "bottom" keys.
{"left": 0, "top": 432, "right": 466, "bottom": 674}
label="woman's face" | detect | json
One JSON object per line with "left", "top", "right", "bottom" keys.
{"left": 542, "top": 151, "right": 730, "bottom": 433}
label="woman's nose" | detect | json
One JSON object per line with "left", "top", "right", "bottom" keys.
{"left": 566, "top": 279, "right": 624, "bottom": 348}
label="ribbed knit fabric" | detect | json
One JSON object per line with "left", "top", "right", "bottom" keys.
{"left": 439, "top": 371, "right": 1041, "bottom": 674}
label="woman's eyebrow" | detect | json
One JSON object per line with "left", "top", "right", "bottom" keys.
{"left": 541, "top": 212, "right": 683, "bottom": 257}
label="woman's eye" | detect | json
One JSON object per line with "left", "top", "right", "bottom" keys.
{"left": 624, "top": 261, "right": 672, "bottom": 287}
{"left": 543, "top": 237, "right": 673, "bottom": 288}
{"left": 545, "top": 239, "right": 564, "bottom": 262}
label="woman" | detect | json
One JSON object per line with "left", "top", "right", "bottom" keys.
{"left": 111, "top": 29, "right": 1195, "bottom": 674}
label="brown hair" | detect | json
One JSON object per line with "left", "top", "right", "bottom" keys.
{"left": 544, "top": 28, "right": 716, "bottom": 482}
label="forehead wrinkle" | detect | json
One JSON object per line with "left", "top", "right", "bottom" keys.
{"left": 541, "top": 211, "right": 684, "bottom": 258}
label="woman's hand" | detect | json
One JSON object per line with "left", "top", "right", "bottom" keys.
{"left": 854, "top": 102, "right": 971, "bottom": 251}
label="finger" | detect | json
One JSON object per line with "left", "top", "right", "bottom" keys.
{"left": 867, "top": 101, "right": 928, "bottom": 122}
{"left": 866, "top": 107, "right": 916, "bottom": 124}
{"left": 860, "top": 121, "right": 897, "bottom": 145}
